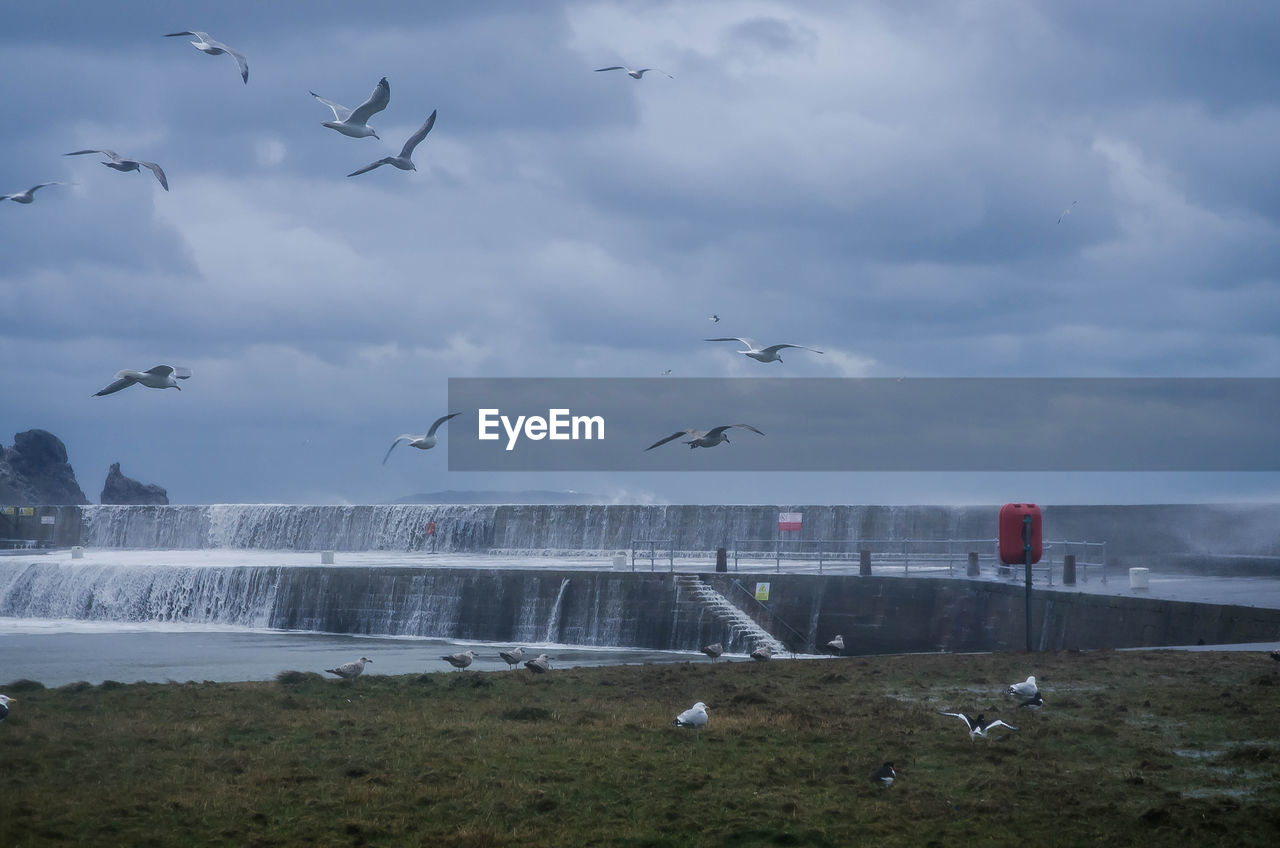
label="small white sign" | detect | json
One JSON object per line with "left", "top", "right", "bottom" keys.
{"left": 40, "top": 515, "right": 55, "bottom": 525}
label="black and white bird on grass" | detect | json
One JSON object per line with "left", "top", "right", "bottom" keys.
{"left": 1017, "top": 692, "right": 1045, "bottom": 711}
{"left": 938, "top": 711, "right": 1019, "bottom": 742}
{"left": 0, "top": 694, "right": 15, "bottom": 721}
{"left": 1007, "top": 675, "right": 1038, "bottom": 698}
{"left": 325, "top": 657, "right": 372, "bottom": 681}
{"left": 672, "top": 701, "right": 709, "bottom": 729}
{"left": 870, "top": 762, "right": 896, "bottom": 787}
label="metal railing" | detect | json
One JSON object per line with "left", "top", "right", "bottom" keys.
{"left": 732, "top": 537, "right": 1000, "bottom": 575}
{"left": 630, "top": 539, "right": 674, "bottom": 572}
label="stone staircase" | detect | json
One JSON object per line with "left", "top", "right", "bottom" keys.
{"left": 674, "top": 574, "right": 786, "bottom": 655}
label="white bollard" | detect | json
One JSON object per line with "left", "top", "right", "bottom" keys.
{"left": 71, "top": 545, "right": 84, "bottom": 559}
{"left": 612, "top": 554, "right": 626, "bottom": 571}
{"left": 1129, "top": 567, "right": 1149, "bottom": 590}
{"left": 321, "top": 550, "right": 335, "bottom": 565}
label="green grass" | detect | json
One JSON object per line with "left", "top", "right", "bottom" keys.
{"left": 3, "top": 651, "right": 1279, "bottom": 846}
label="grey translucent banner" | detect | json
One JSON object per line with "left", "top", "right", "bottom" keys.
{"left": 446, "top": 378, "right": 1280, "bottom": 472}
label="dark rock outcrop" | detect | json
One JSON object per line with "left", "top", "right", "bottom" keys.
{"left": 100, "top": 462, "right": 168, "bottom": 505}
{"left": 0, "top": 430, "right": 89, "bottom": 505}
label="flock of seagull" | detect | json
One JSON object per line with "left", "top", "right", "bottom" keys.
{"left": 313, "top": 643, "right": 1045, "bottom": 788}
{"left": 5, "top": 27, "right": 819, "bottom": 462}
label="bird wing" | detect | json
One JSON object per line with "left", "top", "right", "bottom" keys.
{"left": 348, "top": 158, "right": 391, "bottom": 177}
{"left": 220, "top": 43, "right": 249, "bottom": 83}
{"left": 94, "top": 375, "right": 138, "bottom": 396}
{"left": 348, "top": 77, "right": 391, "bottom": 125}
{"left": 645, "top": 430, "right": 697, "bottom": 451}
{"left": 724, "top": 424, "right": 764, "bottom": 437}
{"left": 66, "top": 149, "right": 115, "bottom": 160}
{"left": 594, "top": 66, "right": 625, "bottom": 72}
{"left": 705, "top": 337, "right": 752, "bottom": 347}
{"left": 382, "top": 436, "right": 412, "bottom": 465}
{"left": 29, "top": 182, "right": 59, "bottom": 194}
{"left": 144, "top": 365, "right": 176, "bottom": 378}
{"left": 400, "top": 110, "right": 437, "bottom": 158}
{"left": 137, "top": 161, "right": 168, "bottom": 190}
{"left": 937, "top": 711, "right": 974, "bottom": 728}
{"left": 310, "top": 91, "right": 352, "bottom": 121}
{"left": 171, "top": 367, "right": 192, "bottom": 380}
{"left": 427, "top": 411, "right": 461, "bottom": 437}
{"left": 164, "top": 31, "right": 200, "bottom": 38}
{"left": 761, "top": 344, "right": 823, "bottom": 355}
{"left": 984, "top": 719, "right": 1018, "bottom": 732}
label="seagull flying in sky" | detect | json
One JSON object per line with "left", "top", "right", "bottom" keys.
{"left": 65, "top": 150, "right": 168, "bottom": 191}
{"left": 382, "top": 412, "right": 460, "bottom": 464}
{"left": 705, "top": 338, "right": 824, "bottom": 363}
{"left": 709, "top": 314, "right": 720, "bottom": 323}
{"left": 595, "top": 66, "right": 673, "bottom": 79}
{"left": 2, "top": 181, "right": 64, "bottom": 204}
{"left": 1057, "top": 200, "right": 1077, "bottom": 224}
{"left": 348, "top": 110, "right": 436, "bottom": 176}
{"left": 93, "top": 365, "right": 190, "bottom": 397}
{"left": 325, "top": 657, "right": 372, "bottom": 680}
{"left": 672, "top": 701, "right": 709, "bottom": 728}
{"left": 645, "top": 424, "right": 764, "bottom": 451}
{"left": 165, "top": 31, "right": 248, "bottom": 83}
{"left": 311, "top": 77, "right": 390, "bottom": 139}
{"left": 938, "top": 711, "right": 1019, "bottom": 743}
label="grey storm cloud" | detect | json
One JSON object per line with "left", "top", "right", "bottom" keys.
{"left": 1, "top": 1, "right": 1277, "bottom": 506}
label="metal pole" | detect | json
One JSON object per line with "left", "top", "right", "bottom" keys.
{"left": 1022, "top": 514, "right": 1033, "bottom": 652}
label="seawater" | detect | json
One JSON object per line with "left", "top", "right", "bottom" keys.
{"left": 0, "top": 618, "right": 714, "bottom": 687}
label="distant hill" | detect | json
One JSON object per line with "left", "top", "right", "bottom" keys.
{"left": 394, "top": 490, "right": 609, "bottom": 505}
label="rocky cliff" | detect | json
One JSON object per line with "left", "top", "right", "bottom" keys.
{"left": 0, "top": 430, "right": 88, "bottom": 505}
{"left": 100, "top": 462, "right": 169, "bottom": 505}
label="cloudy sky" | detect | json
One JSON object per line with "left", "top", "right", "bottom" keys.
{"left": 2, "top": 1, "right": 1277, "bottom": 506}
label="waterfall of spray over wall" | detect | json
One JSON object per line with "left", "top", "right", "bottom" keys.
{"left": 77, "top": 504, "right": 1002, "bottom": 553}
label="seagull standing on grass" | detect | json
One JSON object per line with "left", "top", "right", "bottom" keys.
{"left": 595, "top": 66, "right": 673, "bottom": 79}
{"left": 701, "top": 643, "right": 724, "bottom": 660}
{"left": 442, "top": 650, "right": 476, "bottom": 670}
{"left": 826, "top": 635, "right": 845, "bottom": 654}
{"left": 672, "top": 701, "right": 709, "bottom": 729}
{"left": 705, "top": 338, "right": 823, "bottom": 364}
{"left": 938, "top": 711, "right": 1019, "bottom": 743}
{"left": 645, "top": 424, "right": 764, "bottom": 451}
{"left": 2, "top": 182, "right": 64, "bottom": 203}
{"left": 311, "top": 77, "right": 390, "bottom": 139}
{"left": 348, "top": 110, "right": 436, "bottom": 177}
{"left": 1007, "top": 675, "right": 1038, "bottom": 698}
{"left": 382, "top": 412, "right": 460, "bottom": 464}
{"left": 93, "top": 365, "right": 190, "bottom": 396}
{"left": 65, "top": 150, "right": 168, "bottom": 190}
{"left": 164, "top": 31, "right": 248, "bottom": 83}
{"left": 871, "top": 762, "right": 896, "bottom": 787}
{"left": 325, "top": 657, "right": 372, "bottom": 680}
{"left": 0, "top": 694, "right": 15, "bottom": 721}
{"left": 499, "top": 647, "right": 525, "bottom": 670}
{"left": 750, "top": 644, "right": 773, "bottom": 662}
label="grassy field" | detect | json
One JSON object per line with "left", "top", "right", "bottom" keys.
{"left": 2, "top": 649, "right": 1278, "bottom": 847}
